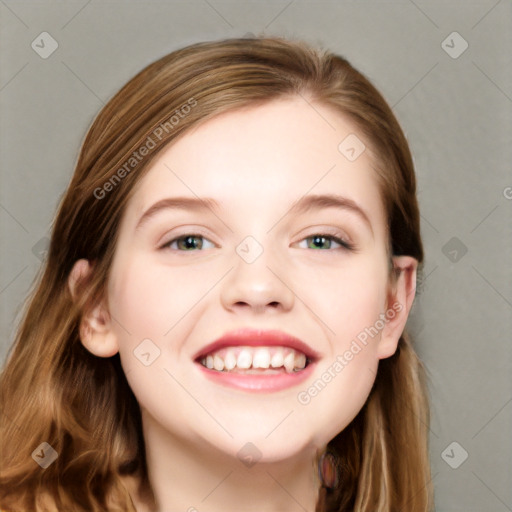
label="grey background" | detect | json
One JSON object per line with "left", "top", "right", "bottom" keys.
{"left": 1, "top": 1, "right": 511, "bottom": 510}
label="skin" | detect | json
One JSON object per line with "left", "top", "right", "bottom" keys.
{"left": 69, "top": 96, "right": 417, "bottom": 512}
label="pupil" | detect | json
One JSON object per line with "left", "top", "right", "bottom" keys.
{"left": 312, "top": 236, "right": 327, "bottom": 249}
{"left": 182, "top": 236, "right": 200, "bottom": 250}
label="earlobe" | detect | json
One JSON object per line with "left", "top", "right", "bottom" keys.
{"left": 68, "top": 259, "right": 120, "bottom": 358}
{"left": 377, "top": 256, "right": 418, "bottom": 360}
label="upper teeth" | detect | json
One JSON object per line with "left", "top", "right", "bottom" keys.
{"left": 200, "top": 346, "right": 307, "bottom": 373}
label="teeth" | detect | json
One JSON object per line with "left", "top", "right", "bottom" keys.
{"left": 284, "top": 351, "right": 295, "bottom": 372}
{"left": 270, "top": 350, "right": 284, "bottom": 368}
{"left": 200, "top": 346, "right": 309, "bottom": 373}
{"left": 237, "top": 349, "right": 252, "bottom": 369}
{"left": 252, "top": 348, "right": 271, "bottom": 368}
{"left": 213, "top": 355, "right": 224, "bottom": 371}
{"left": 294, "top": 352, "right": 306, "bottom": 370}
{"left": 224, "top": 349, "right": 237, "bottom": 370}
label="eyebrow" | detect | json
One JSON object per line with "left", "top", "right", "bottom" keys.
{"left": 287, "top": 194, "right": 373, "bottom": 233}
{"left": 135, "top": 197, "right": 221, "bottom": 231}
{"left": 135, "top": 193, "right": 373, "bottom": 234}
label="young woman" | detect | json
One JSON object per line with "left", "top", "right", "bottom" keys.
{"left": 0, "top": 36, "right": 433, "bottom": 511}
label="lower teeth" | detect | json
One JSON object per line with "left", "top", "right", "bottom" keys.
{"left": 204, "top": 365, "right": 304, "bottom": 374}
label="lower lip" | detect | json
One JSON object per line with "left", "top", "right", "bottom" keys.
{"left": 195, "top": 361, "right": 317, "bottom": 392}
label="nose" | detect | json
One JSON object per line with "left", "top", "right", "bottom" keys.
{"left": 220, "top": 244, "right": 295, "bottom": 314}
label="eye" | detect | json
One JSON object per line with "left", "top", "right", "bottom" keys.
{"left": 297, "top": 234, "right": 354, "bottom": 251}
{"left": 159, "top": 233, "right": 354, "bottom": 252}
{"left": 160, "top": 234, "right": 216, "bottom": 251}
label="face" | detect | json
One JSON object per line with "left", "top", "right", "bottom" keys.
{"left": 91, "top": 97, "right": 407, "bottom": 462}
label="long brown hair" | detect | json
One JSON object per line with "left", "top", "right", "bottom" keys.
{"left": 0, "top": 36, "right": 433, "bottom": 511}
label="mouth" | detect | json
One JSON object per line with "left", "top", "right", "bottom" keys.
{"left": 192, "top": 328, "right": 320, "bottom": 392}
{"left": 197, "top": 345, "right": 311, "bottom": 374}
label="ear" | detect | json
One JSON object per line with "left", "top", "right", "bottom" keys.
{"left": 377, "top": 255, "right": 418, "bottom": 360}
{"left": 68, "top": 259, "right": 119, "bottom": 358}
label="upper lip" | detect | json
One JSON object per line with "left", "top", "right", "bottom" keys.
{"left": 193, "top": 327, "right": 321, "bottom": 362}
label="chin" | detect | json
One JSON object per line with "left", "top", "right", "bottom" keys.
{"left": 201, "top": 425, "right": 319, "bottom": 463}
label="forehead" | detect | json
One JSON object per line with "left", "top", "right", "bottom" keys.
{"left": 124, "top": 97, "right": 387, "bottom": 233}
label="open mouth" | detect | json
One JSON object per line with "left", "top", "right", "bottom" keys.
{"left": 192, "top": 328, "right": 319, "bottom": 392}
{"left": 196, "top": 346, "right": 311, "bottom": 374}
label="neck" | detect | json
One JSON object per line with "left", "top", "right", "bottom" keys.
{"left": 130, "top": 408, "right": 322, "bottom": 512}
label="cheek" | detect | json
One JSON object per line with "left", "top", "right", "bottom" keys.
{"left": 108, "top": 256, "right": 212, "bottom": 338}
{"left": 107, "top": 257, "right": 212, "bottom": 435}
{"left": 107, "top": 255, "right": 222, "bottom": 380}
{"left": 292, "top": 257, "right": 387, "bottom": 440}
{"left": 298, "top": 349, "right": 378, "bottom": 446}
{"left": 108, "top": 259, "right": 168, "bottom": 336}
{"left": 297, "top": 281, "right": 386, "bottom": 437}
{"left": 293, "top": 253, "right": 388, "bottom": 345}
{"left": 327, "top": 261, "right": 387, "bottom": 376}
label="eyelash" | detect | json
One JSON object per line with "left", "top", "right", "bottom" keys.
{"left": 159, "top": 233, "right": 355, "bottom": 252}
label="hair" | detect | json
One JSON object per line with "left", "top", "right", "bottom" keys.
{"left": 0, "top": 36, "right": 433, "bottom": 511}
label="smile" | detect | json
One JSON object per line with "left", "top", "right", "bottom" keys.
{"left": 193, "top": 327, "right": 320, "bottom": 392}
{"left": 199, "top": 346, "right": 308, "bottom": 373}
